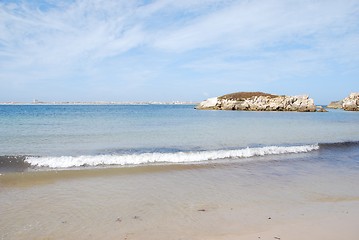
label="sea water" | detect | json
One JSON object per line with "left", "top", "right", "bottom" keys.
{"left": 1, "top": 105, "right": 359, "bottom": 239}
{"left": 0, "top": 104, "right": 358, "bottom": 170}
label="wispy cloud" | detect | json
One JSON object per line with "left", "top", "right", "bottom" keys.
{"left": 0, "top": 0, "right": 358, "bottom": 102}
{"left": 153, "top": 0, "right": 359, "bottom": 51}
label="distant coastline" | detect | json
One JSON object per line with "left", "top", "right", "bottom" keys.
{"left": 0, "top": 101, "right": 198, "bottom": 105}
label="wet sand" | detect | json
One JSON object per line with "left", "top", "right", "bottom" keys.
{"left": 1, "top": 153, "right": 359, "bottom": 240}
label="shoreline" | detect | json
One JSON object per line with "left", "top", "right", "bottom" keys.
{"left": 1, "top": 157, "right": 358, "bottom": 240}
{"left": 2, "top": 158, "right": 359, "bottom": 239}
{"left": 1, "top": 105, "right": 358, "bottom": 239}
{"left": 0, "top": 163, "right": 210, "bottom": 188}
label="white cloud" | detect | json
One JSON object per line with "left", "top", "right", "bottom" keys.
{"left": 0, "top": 0, "right": 358, "bottom": 101}
{"left": 153, "top": 0, "right": 359, "bottom": 52}
{"left": 151, "top": 0, "right": 359, "bottom": 86}
{"left": 0, "top": 1, "right": 143, "bottom": 69}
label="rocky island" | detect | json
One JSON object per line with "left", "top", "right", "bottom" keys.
{"left": 196, "top": 92, "right": 321, "bottom": 112}
{"left": 327, "top": 100, "right": 343, "bottom": 109}
{"left": 342, "top": 93, "right": 359, "bottom": 111}
{"left": 327, "top": 92, "right": 359, "bottom": 111}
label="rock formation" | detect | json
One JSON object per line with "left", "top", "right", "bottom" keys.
{"left": 327, "top": 100, "right": 343, "bottom": 109}
{"left": 316, "top": 106, "right": 328, "bottom": 112}
{"left": 196, "top": 92, "right": 318, "bottom": 112}
{"left": 342, "top": 93, "right": 359, "bottom": 111}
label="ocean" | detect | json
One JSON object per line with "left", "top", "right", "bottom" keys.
{"left": 0, "top": 104, "right": 358, "bottom": 171}
{"left": 1, "top": 105, "right": 359, "bottom": 239}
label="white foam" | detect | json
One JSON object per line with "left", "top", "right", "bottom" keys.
{"left": 25, "top": 144, "right": 319, "bottom": 168}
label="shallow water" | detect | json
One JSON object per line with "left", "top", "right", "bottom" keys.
{"left": 1, "top": 142, "right": 359, "bottom": 239}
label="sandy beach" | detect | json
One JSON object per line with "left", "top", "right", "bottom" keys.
{"left": 1, "top": 152, "right": 359, "bottom": 240}
{"left": 236, "top": 208, "right": 359, "bottom": 240}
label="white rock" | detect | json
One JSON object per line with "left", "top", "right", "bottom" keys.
{"left": 196, "top": 97, "right": 220, "bottom": 109}
{"left": 342, "top": 92, "right": 359, "bottom": 111}
{"left": 196, "top": 93, "right": 318, "bottom": 112}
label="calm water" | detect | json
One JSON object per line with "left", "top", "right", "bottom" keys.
{"left": 0, "top": 104, "right": 359, "bottom": 170}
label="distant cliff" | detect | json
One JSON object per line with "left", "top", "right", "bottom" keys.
{"left": 196, "top": 92, "right": 319, "bottom": 112}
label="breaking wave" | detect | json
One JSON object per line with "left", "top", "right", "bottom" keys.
{"left": 24, "top": 144, "right": 319, "bottom": 169}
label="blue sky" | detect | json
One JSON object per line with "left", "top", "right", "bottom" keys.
{"left": 0, "top": 0, "right": 358, "bottom": 104}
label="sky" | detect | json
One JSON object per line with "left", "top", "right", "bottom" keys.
{"left": 0, "top": 0, "right": 358, "bottom": 104}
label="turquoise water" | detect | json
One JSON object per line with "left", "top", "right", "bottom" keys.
{"left": 0, "top": 105, "right": 358, "bottom": 169}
